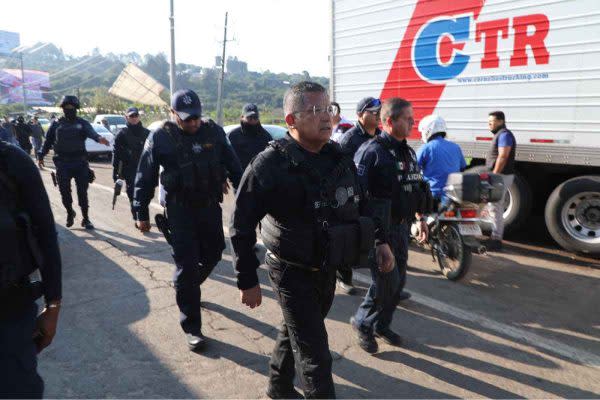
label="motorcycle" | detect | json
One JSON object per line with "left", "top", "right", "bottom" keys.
{"left": 412, "top": 172, "right": 504, "bottom": 281}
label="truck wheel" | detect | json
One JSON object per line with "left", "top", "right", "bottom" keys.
{"left": 466, "top": 166, "right": 531, "bottom": 233}
{"left": 503, "top": 173, "right": 532, "bottom": 233}
{"left": 545, "top": 176, "right": 600, "bottom": 256}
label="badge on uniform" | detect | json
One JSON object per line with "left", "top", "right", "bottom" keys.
{"left": 192, "top": 143, "right": 203, "bottom": 153}
{"left": 335, "top": 187, "right": 349, "bottom": 207}
{"left": 357, "top": 165, "right": 366, "bottom": 176}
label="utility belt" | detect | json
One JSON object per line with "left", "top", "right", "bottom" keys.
{"left": 160, "top": 170, "right": 224, "bottom": 205}
{"left": 53, "top": 153, "right": 87, "bottom": 162}
{"left": 0, "top": 279, "right": 42, "bottom": 320}
{"left": 167, "top": 192, "right": 218, "bottom": 208}
{"left": 266, "top": 251, "right": 320, "bottom": 272}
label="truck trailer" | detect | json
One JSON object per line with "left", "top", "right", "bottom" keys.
{"left": 330, "top": 0, "right": 600, "bottom": 255}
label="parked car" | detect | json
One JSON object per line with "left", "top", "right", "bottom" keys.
{"left": 87, "top": 124, "right": 114, "bottom": 160}
{"left": 93, "top": 114, "right": 127, "bottom": 133}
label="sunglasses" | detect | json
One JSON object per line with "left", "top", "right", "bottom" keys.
{"left": 183, "top": 115, "right": 200, "bottom": 122}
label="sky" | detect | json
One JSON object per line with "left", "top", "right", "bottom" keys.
{"left": 0, "top": 0, "right": 331, "bottom": 77}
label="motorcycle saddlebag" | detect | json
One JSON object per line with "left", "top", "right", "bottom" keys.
{"left": 445, "top": 172, "right": 505, "bottom": 204}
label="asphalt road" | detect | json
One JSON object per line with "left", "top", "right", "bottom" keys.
{"left": 35, "top": 157, "right": 600, "bottom": 398}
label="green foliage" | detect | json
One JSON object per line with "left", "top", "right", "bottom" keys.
{"left": 0, "top": 43, "right": 329, "bottom": 126}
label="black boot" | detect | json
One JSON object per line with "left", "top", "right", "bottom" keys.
{"left": 66, "top": 209, "right": 76, "bottom": 228}
{"left": 81, "top": 209, "right": 94, "bottom": 230}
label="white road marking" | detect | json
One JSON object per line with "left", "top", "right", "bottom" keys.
{"left": 352, "top": 272, "right": 600, "bottom": 368}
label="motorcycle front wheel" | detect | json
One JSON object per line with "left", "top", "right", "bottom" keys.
{"left": 435, "top": 223, "right": 472, "bottom": 281}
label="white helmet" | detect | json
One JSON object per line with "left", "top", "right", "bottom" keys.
{"left": 418, "top": 114, "right": 447, "bottom": 143}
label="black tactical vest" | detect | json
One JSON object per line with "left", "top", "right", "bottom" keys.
{"left": 375, "top": 136, "right": 432, "bottom": 222}
{"left": 260, "top": 138, "right": 373, "bottom": 269}
{"left": 53, "top": 118, "right": 89, "bottom": 159}
{"left": 485, "top": 127, "right": 516, "bottom": 174}
{"left": 162, "top": 120, "right": 225, "bottom": 205}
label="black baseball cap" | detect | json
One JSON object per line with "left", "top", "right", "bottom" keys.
{"left": 171, "top": 89, "right": 202, "bottom": 120}
{"left": 356, "top": 97, "right": 382, "bottom": 113}
{"left": 242, "top": 103, "right": 259, "bottom": 118}
{"left": 126, "top": 107, "right": 139, "bottom": 116}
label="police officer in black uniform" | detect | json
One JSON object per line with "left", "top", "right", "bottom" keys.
{"left": 112, "top": 107, "right": 150, "bottom": 220}
{"left": 14, "top": 115, "right": 33, "bottom": 155}
{"left": 227, "top": 103, "right": 273, "bottom": 171}
{"left": 334, "top": 97, "right": 383, "bottom": 294}
{"left": 350, "top": 97, "right": 431, "bottom": 354}
{"left": 336, "top": 97, "right": 382, "bottom": 156}
{"left": 0, "top": 141, "right": 62, "bottom": 398}
{"left": 230, "top": 81, "right": 394, "bottom": 399}
{"left": 133, "top": 89, "right": 242, "bottom": 351}
{"left": 38, "top": 95, "right": 110, "bottom": 229}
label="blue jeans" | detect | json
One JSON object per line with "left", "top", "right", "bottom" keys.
{"left": 353, "top": 223, "right": 409, "bottom": 333}
{"left": 0, "top": 302, "right": 44, "bottom": 398}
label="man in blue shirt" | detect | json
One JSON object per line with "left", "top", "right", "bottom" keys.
{"left": 416, "top": 115, "right": 466, "bottom": 208}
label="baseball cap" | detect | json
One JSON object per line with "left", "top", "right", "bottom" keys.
{"left": 242, "top": 103, "right": 259, "bottom": 118}
{"left": 356, "top": 97, "right": 382, "bottom": 113}
{"left": 126, "top": 107, "right": 139, "bottom": 116}
{"left": 171, "top": 89, "right": 202, "bottom": 120}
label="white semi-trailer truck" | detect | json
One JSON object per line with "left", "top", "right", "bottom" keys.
{"left": 330, "top": 0, "right": 600, "bottom": 255}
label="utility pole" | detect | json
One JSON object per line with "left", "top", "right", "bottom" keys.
{"left": 19, "top": 52, "right": 27, "bottom": 115}
{"left": 216, "top": 12, "right": 230, "bottom": 126}
{"left": 169, "top": 0, "right": 176, "bottom": 99}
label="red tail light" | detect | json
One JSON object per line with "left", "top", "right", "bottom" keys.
{"left": 460, "top": 209, "right": 478, "bottom": 219}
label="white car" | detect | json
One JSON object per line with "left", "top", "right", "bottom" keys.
{"left": 86, "top": 124, "right": 114, "bottom": 160}
{"left": 223, "top": 124, "right": 287, "bottom": 140}
{"left": 93, "top": 114, "right": 127, "bottom": 133}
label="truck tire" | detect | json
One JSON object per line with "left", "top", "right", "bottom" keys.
{"left": 466, "top": 166, "right": 532, "bottom": 233}
{"left": 545, "top": 176, "right": 600, "bottom": 256}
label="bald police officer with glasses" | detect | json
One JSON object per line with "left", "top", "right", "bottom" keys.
{"left": 231, "top": 81, "right": 393, "bottom": 398}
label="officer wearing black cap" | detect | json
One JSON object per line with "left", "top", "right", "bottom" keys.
{"left": 1, "top": 140, "right": 62, "bottom": 398}
{"left": 133, "top": 89, "right": 242, "bottom": 351}
{"left": 336, "top": 97, "right": 382, "bottom": 156}
{"left": 38, "top": 95, "right": 110, "bottom": 229}
{"left": 350, "top": 97, "right": 431, "bottom": 354}
{"left": 112, "top": 107, "right": 150, "bottom": 220}
{"left": 227, "top": 103, "right": 273, "bottom": 171}
{"left": 230, "top": 81, "right": 393, "bottom": 399}
{"left": 334, "top": 97, "right": 383, "bottom": 295}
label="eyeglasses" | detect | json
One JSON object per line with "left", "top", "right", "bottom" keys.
{"left": 293, "top": 105, "right": 336, "bottom": 117}
{"left": 360, "top": 98, "right": 382, "bottom": 113}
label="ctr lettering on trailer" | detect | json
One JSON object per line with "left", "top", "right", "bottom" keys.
{"left": 413, "top": 13, "right": 551, "bottom": 82}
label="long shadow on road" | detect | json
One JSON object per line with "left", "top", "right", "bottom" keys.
{"left": 39, "top": 224, "right": 196, "bottom": 398}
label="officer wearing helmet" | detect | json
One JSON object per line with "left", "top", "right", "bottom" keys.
{"left": 38, "top": 95, "right": 110, "bottom": 229}
{"left": 416, "top": 114, "right": 467, "bottom": 208}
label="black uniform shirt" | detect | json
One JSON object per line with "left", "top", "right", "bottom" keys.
{"left": 1, "top": 143, "right": 62, "bottom": 302}
{"left": 230, "top": 133, "right": 386, "bottom": 290}
{"left": 133, "top": 121, "right": 242, "bottom": 221}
